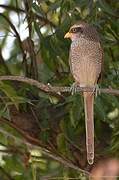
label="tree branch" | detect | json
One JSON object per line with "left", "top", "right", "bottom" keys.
{"left": 0, "top": 5, "right": 56, "bottom": 28}
{"left": 24, "top": 0, "right": 38, "bottom": 79}
{"left": 0, "top": 75, "right": 119, "bottom": 96}
{"left": 0, "top": 126, "right": 90, "bottom": 176}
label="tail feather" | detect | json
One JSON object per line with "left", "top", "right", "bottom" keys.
{"left": 84, "top": 92, "right": 94, "bottom": 164}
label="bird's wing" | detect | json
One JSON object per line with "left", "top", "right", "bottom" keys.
{"left": 97, "top": 43, "right": 104, "bottom": 83}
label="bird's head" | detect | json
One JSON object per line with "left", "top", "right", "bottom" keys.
{"left": 64, "top": 22, "right": 99, "bottom": 42}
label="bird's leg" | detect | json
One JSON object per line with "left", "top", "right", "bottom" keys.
{"left": 70, "top": 82, "right": 79, "bottom": 95}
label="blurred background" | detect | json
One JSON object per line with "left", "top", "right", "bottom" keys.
{"left": 0, "top": 0, "right": 119, "bottom": 179}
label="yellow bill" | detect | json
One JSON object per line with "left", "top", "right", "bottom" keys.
{"left": 64, "top": 32, "right": 71, "bottom": 38}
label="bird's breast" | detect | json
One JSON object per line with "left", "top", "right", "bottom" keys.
{"left": 70, "top": 39, "right": 102, "bottom": 86}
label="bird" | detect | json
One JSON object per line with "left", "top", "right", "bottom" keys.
{"left": 64, "top": 22, "right": 103, "bottom": 164}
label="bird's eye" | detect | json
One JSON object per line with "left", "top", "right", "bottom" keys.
{"left": 70, "top": 27, "right": 83, "bottom": 33}
{"left": 70, "top": 28, "right": 77, "bottom": 33}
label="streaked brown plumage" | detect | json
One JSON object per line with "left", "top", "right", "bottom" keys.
{"left": 64, "top": 22, "right": 103, "bottom": 164}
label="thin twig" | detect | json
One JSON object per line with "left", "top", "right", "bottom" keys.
{"left": 0, "top": 127, "right": 90, "bottom": 176}
{"left": 0, "top": 13, "right": 26, "bottom": 62}
{"left": 0, "top": 4, "right": 24, "bottom": 13}
{"left": 0, "top": 75, "right": 119, "bottom": 96}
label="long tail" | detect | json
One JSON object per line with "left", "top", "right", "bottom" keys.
{"left": 83, "top": 92, "right": 94, "bottom": 164}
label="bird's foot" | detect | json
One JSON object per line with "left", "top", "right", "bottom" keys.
{"left": 70, "top": 83, "right": 79, "bottom": 95}
{"left": 93, "top": 84, "right": 100, "bottom": 97}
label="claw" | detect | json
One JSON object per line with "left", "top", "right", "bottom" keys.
{"left": 93, "top": 84, "right": 100, "bottom": 97}
{"left": 70, "top": 83, "right": 79, "bottom": 95}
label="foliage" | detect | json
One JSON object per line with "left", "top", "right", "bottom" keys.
{"left": 0, "top": 0, "right": 118, "bottom": 179}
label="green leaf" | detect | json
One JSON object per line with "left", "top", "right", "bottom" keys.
{"left": 69, "top": 94, "right": 83, "bottom": 127}
{"left": 57, "top": 133, "right": 67, "bottom": 155}
{"left": 0, "top": 82, "right": 24, "bottom": 110}
{"left": 95, "top": 96, "right": 107, "bottom": 121}
{"left": 34, "top": 22, "right": 43, "bottom": 40}
{"left": 0, "top": 105, "right": 10, "bottom": 120}
{"left": 32, "top": 2, "right": 46, "bottom": 16}
{"left": 98, "top": 0, "right": 117, "bottom": 17}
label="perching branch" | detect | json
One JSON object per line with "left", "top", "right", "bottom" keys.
{"left": 0, "top": 75, "right": 119, "bottom": 96}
